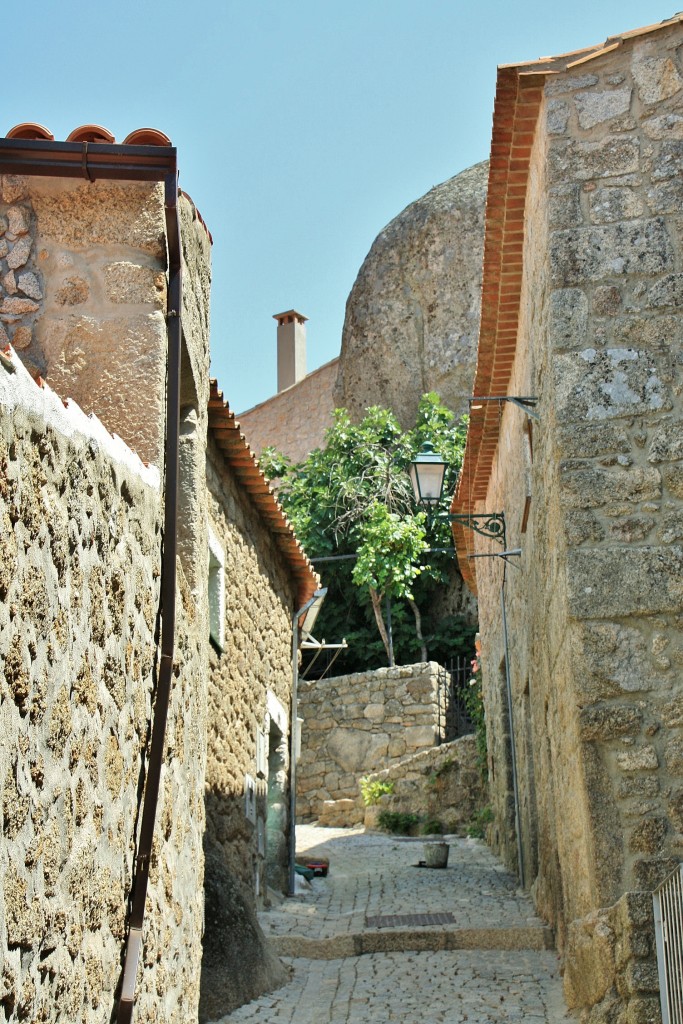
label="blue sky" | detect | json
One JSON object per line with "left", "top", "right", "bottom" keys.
{"left": 4, "top": 0, "right": 674, "bottom": 412}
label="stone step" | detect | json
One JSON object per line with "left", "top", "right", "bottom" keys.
{"left": 268, "top": 924, "right": 555, "bottom": 959}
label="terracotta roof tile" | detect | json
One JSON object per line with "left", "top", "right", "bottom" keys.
{"left": 208, "top": 378, "right": 319, "bottom": 610}
{"left": 2, "top": 125, "right": 213, "bottom": 246}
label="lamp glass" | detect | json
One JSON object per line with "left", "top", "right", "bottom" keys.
{"left": 409, "top": 444, "right": 447, "bottom": 505}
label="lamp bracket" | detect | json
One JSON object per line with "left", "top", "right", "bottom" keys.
{"left": 470, "top": 396, "right": 539, "bottom": 421}
{"left": 446, "top": 512, "right": 506, "bottom": 547}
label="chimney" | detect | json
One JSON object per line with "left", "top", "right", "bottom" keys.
{"left": 274, "top": 310, "right": 308, "bottom": 392}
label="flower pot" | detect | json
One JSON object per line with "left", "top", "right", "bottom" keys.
{"left": 423, "top": 842, "right": 449, "bottom": 868}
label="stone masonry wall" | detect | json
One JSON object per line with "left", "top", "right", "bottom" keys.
{"left": 361, "top": 735, "right": 487, "bottom": 834}
{"left": 297, "top": 662, "right": 446, "bottom": 824}
{"left": 238, "top": 357, "right": 338, "bottom": 463}
{"left": 476, "top": 22, "right": 683, "bottom": 1024}
{"left": 204, "top": 434, "right": 298, "bottom": 894}
{"left": 0, "top": 357, "right": 208, "bottom": 1023}
{"left": 0, "top": 173, "right": 198, "bottom": 468}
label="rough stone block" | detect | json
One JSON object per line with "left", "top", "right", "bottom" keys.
{"left": 593, "top": 285, "right": 622, "bottom": 315}
{"left": 557, "top": 422, "right": 631, "bottom": 459}
{"left": 545, "top": 73, "right": 598, "bottom": 97}
{"left": 326, "top": 727, "right": 389, "bottom": 774}
{"left": 648, "top": 421, "right": 683, "bottom": 463}
{"left": 31, "top": 180, "right": 166, "bottom": 257}
{"left": 567, "top": 547, "right": 683, "bottom": 619}
{"left": 559, "top": 463, "right": 661, "bottom": 509}
{"left": 632, "top": 54, "right": 683, "bottom": 105}
{"left": 589, "top": 187, "right": 644, "bottom": 224}
{"left": 624, "top": 996, "right": 663, "bottom": 1024}
{"left": 548, "top": 287, "right": 588, "bottom": 350}
{"left": 551, "top": 219, "right": 674, "bottom": 287}
{"left": 634, "top": 857, "right": 679, "bottom": 891}
{"left": 575, "top": 87, "right": 632, "bottom": 129}
{"left": 617, "top": 747, "right": 659, "bottom": 772}
{"left": 547, "top": 99, "right": 570, "bottom": 134}
{"left": 664, "top": 736, "right": 683, "bottom": 773}
{"left": 103, "top": 262, "right": 166, "bottom": 307}
{"left": 548, "top": 183, "right": 583, "bottom": 229}
{"left": 549, "top": 136, "right": 640, "bottom": 184}
{"left": 645, "top": 274, "right": 683, "bottom": 309}
{"left": 628, "top": 817, "right": 667, "bottom": 854}
{"left": 617, "top": 776, "right": 659, "bottom": 800}
{"left": 564, "top": 508, "right": 606, "bottom": 546}
{"left": 404, "top": 725, "right": 436, "bottom": 749}
{"left": 564, "top": 910, "right": 616, "bottom": 1009}
{"left": 579, "top": 704, "right": 643, "bottom": 741}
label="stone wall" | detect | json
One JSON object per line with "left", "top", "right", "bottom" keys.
{"left": 199, "top": 434, "right": 297, "bottom": 1018}
{"left": 362, "top": 735, "right": 487, "bottom": 835}
{"left": 0, "top": 174, "right": 212, "bottom": 469}
{"left": 563, "top": 892, "right": 660, "bottom": 1024}
{"left": 204, "top": 433, "right": 298, "bottom": 894}
{"left": 0, "top": 354, "right": 208, "bottom": 1023}
{"left": 297, "top": 662, "right": 446, "bottom": 824}
{"left": 238, "top": 357, "right": 338, "bottom": 463}
{"left": 470, "top": 20, "right": 683, "bottom": 1023}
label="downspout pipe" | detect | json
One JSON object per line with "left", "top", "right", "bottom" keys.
{"left": 117, "top": 168, "right": 182, "bottom": 1024}
{"left": 0, "top": 138, "right": 182, "bottom": 1024}
{"left": 289, "top": 589, "right": 327, "bottom": 896}
{"left": 501, "top": 565, "right": 525, "bottom": 888}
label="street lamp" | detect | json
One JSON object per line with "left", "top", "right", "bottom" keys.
{"left": 409, "top": 443, "right": 506, "bottom": 547}
{"left": 409, "top": 442, "right": 447, "bottom": 506}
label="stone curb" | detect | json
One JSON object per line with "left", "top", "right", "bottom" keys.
{"left": 268, "top": 925, "right": 555, "bottom": 959}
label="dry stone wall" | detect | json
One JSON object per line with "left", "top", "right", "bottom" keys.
{"left": 297, "top": 662, "right": 446, "bottom": 825}
{"left": 0, "top": 356, "right": 208, "bottom": 1024}
{"left": 362, "top": 735, "right": 487, "bottom": 834}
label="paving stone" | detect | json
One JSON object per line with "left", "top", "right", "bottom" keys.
{"left": 214, "top": 826, "right": 572, "bottom": 1023}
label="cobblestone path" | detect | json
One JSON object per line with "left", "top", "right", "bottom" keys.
{"left": 214, "top": 826, "right": 574, "bottom": 1023}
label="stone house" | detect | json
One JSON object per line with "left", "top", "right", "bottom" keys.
{"left": 0, "top": 125, "right": 317, "bottom": 1023}
{"left": 452, "top": 15, "right": 683, "bottom": 1022}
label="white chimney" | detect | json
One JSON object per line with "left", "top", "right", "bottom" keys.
{"left": 274, "top": 310, "right": 308, "bottom": 392}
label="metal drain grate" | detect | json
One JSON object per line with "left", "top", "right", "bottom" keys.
{"left": 365, "top": 912, "right": 455, "bottom": 929}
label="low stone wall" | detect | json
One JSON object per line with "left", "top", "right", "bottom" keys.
{"left": 296, "top": 662, "right": 446, "bottom": 824}
{"left": 362, "top": 735, "right": 487, "bottom": 834}
{"left": 563, "top": 891, "right": 661, "bottom": 1024}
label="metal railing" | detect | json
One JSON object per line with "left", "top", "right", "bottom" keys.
{"left": 654, "top": 863, "right": 683, "bottom": 1024}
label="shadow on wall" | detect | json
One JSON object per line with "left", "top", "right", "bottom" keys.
{"left": 198, "top": 800, "right": 288, "bottom": 1022}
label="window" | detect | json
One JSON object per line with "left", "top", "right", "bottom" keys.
{"left": 208, "top": 526, "right": 225, "bottom": 651}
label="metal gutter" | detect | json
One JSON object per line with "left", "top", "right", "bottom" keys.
{"left": 0, "top": 136, "right": 182, "bottom": 1024}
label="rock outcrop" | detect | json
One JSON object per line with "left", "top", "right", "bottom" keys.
{"left": 335, "top": 160, "right": 488, "bottom": 427}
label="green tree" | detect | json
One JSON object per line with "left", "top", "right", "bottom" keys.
{"left": 261, "top": 393, "right": 473, "bottom": 670}
{"left": 352, "top": 501, "right": 428, "bottom": 663}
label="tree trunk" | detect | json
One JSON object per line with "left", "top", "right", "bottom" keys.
{"left": 369, "top": 587, "right": 392, "bottom": 665}
{"left": 408, "top": 597, "right": 428, "bottom": 663}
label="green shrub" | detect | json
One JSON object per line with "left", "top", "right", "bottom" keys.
{"left": 466, "top": 805, "right": 493, "bottom": 839}
{"left": 421, "top": 819, "right": 444, "bottom": 835}
{"left": 359, "top": 776, "right": 394, "bottom": 806}
{"left": 377, "top": 810, "right": 420, "bottom": 835}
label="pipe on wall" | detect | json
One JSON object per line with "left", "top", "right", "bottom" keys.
{"left": 0, "top": 137, "right": 183, "bottom": 1024}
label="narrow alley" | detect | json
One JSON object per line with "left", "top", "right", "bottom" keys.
{"left": 215, "top": 826, "right": 573, "bottom": 1024}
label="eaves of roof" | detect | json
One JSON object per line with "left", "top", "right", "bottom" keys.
{"left": 451, "top": 13, "right": 683, "bottom": 595}
{"left": 208, "top": 379, "right": 319, "bottom": 610}
{"left": 2, "top": 123, "right": 212, "bottom": 244}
